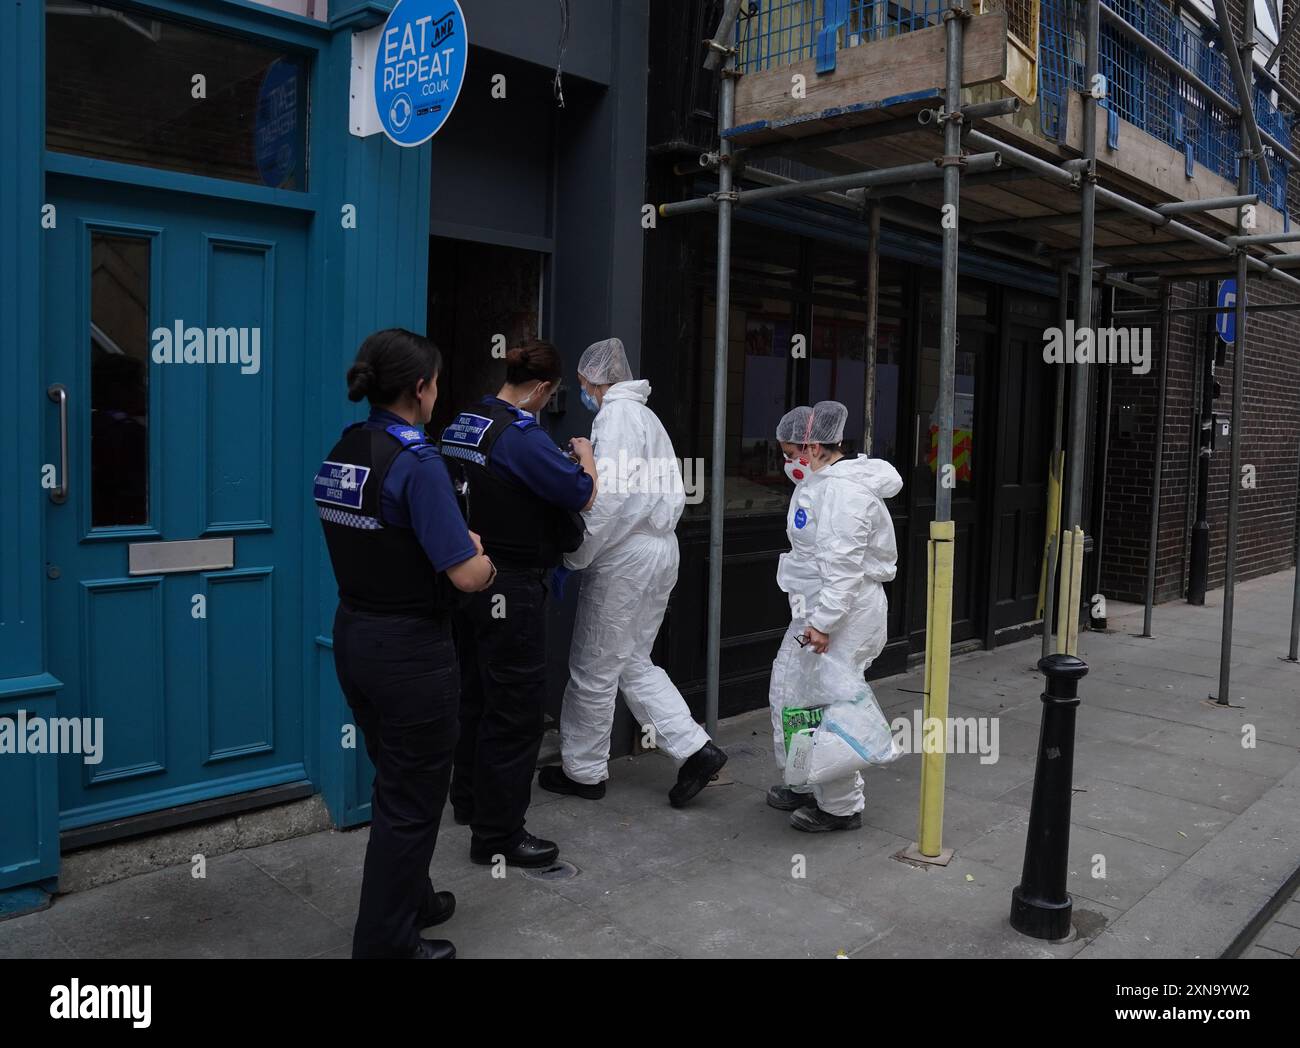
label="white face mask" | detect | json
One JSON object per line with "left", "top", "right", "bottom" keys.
{"left": 519, "top": 382, "right": 547, "bottom": 416}
{"left": 783, "top": 456, "right": 810, "bottom": 485}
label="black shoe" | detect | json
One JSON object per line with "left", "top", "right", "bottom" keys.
{"left": 790, "top": 807, "right": 862, "bottom": 833}
{"left": 469, "top": 830, "right": 559, "bottom": 868}
{"left": 538, "top": 765, "right": 606, "bottom": 800}
{"left": 766, "top": 784, "right": 819, "bottom": 811}
{"left": 410, "top": 938, "right": 456, "bottom": 959}
{"left": 418, "top": 889, "right": 456, "bottom": 930}
{"left": 668, "top": 741, "right": 728, "bottom": 809}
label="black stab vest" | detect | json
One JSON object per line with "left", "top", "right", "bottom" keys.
{"left": 440, "top": 400, "right": 584, "bottom": 569}
{"left": 314, "top": 423, "right": 455, "bottom": 617}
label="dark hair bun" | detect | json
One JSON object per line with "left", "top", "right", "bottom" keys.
{"left": 504, "top": 339, "right": 563, "bottom": 385}
{"left": 345, "top": 329, "right": 442, "bottom": 408}
{"left": 346, "top": 361, "right": 375, "bottom": 402}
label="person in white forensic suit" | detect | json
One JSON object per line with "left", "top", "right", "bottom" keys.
{"left": 767, "top": 400, "right": 903, "bottom": 831}
{"left": 539, "top": 338, "right": 728, "bottom": 807}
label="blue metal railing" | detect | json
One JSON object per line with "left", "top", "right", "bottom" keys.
{"left": 736, "top": 1, "right": 949, "bottom": 73}
{"left": 1039, "top": 0, "right": 1292, "bottom": 214}
{"left": 736, "top": 1, "right": 1293, "bottom": 219}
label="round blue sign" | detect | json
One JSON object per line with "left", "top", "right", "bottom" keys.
{"left": 374, "top": 0, "right": 468, "bottom": 148}
{"left": 254, "top": 59, "right": 300, "bottom": 188}
{"left": 1216, "top": 279, "right": 1237, "bottom": 345}
{"left": 794, "top": 508, "right": 808, "bottom": 529}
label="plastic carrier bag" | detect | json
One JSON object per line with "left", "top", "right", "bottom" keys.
{"left": 781, "top": 650, "right": 901, "bottom": 787}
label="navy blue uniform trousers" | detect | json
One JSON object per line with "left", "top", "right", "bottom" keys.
{"left": 450, "top": 567, "right": 549, "bottom": 852}
{"left": 333, "top": 603, "right": 459, "bottom": 958}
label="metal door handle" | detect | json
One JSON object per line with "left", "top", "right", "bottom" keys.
{"left": 47, "top": 384, "right": 68, "bottom": 504}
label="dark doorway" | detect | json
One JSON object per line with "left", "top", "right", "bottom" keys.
{"left": 986, "top": 294, "right": 1057, "bottom": 643}
{"left": 426, "top": 237, "right": 545, "bottom": 434}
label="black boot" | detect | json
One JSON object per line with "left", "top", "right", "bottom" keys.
{"left": 417, "top": 888, "right": 456, "bottom": 930}
{"left": 790, "top": 807, "right": 862, "bottom": 833}
{"left": 668, "top": 741, "right": 728, "bottom": 808}
{"left": 410, "top": 939, "right": 456, "bottom": 959}
{"left": 469, "top": 830, "right": 559, "bottom": 868}
{"left": 538, "top": 765, "right": 606, "bottom": 800}
{"left": 766, "top": 784, "right": 818, "bottom": 811}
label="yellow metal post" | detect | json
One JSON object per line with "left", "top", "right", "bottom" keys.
{"left": 1067, "top": 525, "right": 1084, "bottom": 654}
{"left": 1035, "top": 449, "right": 1064, "bottom": 619}
{"left": 914, "top": 519, "right": 955, "bottom": 862}
{"left": 1054, "top": 525, "right": 1085, "bottom": 656}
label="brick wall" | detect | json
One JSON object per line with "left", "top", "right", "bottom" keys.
{"left": 1101, "top": 0, "right": 1300, "bottom": 604}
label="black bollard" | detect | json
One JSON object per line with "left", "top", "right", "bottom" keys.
{"left": 1009, "top": 653, "right": 1088, "bottom": 940}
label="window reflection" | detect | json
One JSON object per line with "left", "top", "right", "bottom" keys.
{"left": 917, "top": 288, "right": 985, "bottom": 490}
{"left": 690, "top": 221, "right": 909, "bottom": 517}
{"left": 90, "top": 233, "right": 150, "bottom": 527}
{"left": 46, "top": 1, "right": 309, "bottom": 190}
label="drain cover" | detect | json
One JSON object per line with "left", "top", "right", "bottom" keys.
{"left": 522, "top": 860, "right": 580, "bottom": 882}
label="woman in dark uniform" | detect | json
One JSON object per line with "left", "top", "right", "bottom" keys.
{"left": 314, "top": 328, "right": 496, "bottom": 960}
{"left": 440, "top": 340, "right": 597, "bottom": 869}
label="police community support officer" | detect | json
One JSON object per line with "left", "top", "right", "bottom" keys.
{"left": 314, "top": 328, "right": 496, "bottom": 960}
{"left": 440, "top": 340, "right": 597, "bottom": 869}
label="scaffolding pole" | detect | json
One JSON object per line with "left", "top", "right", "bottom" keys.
{"left": 1142, "top": 282, "right": 1172, "bottom": 638}
{"left": 913, "top": 0, "right": 968, "bottom": 866}
{"left": 1214, "top": 0, "right": 1256, "bottom": 707}
{"left": 864, "top": 202, "right": 881, "bottom": 452}
{"left": 1042, "top": 267, "right": 1069, "bottom": 658}
{"left": 1053, "top": 0, "right": 1102, "bottom": 658}
{"left": 703, "top": 43, "right": 737, "bottom": 737}
{"left": 1115, "top": 300, "right": 1300, "bottom": 318}
{"left": 1266, "top": 5, "right": 1300, "bottom": 74}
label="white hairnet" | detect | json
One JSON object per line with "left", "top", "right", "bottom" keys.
{"left": 775, "top": 406, "right": 814, "bottom": 444}
{"left": 578, "top": 338, "right": 634, "bottom": 385}
{"left": 808, "top": 401, "right": 848, "bottom": 445}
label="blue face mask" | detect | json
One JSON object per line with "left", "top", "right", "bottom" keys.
{"left": 580, "top": 389, "right": 600, "bottom": 413}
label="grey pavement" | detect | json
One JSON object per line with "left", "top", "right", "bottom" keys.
{"left": 2, "top": 571, "right": 1298, "bottom": 959}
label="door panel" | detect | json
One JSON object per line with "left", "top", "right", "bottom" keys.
{"left": 44, "top": 175, "right": 309, "bottom": 829}
{"left": 988, "top": 322, "right": 1054, "bottom": 635}
{"left": 906, "top": 287, "right": 990, "bottom": 649}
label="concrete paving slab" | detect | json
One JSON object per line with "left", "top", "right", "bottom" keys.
{"left": 436, "top": 870, "right": 676, "bottom": 959}
{"left": 1078, "top": 769, "right": 1300, "bottom": 958}
{"left": 0, "top": 909, "right": 74, "bottom": 959}
{"left": 960, "top": 812, "right": 1182, "bottom": 911}
{"left": 35, "top": 853, "right": 349, "bottom": 959}
{"left": 844, "top": 854, "right": 1122, "bottom": 959}
{"left": 1070, "top": 734, "right": 1277, "bottom": 813}
{"left": 1000, "top": 777, "right": 1233, "bottom": 856}
{"left": 578, "top": 851, "right": 884, "bottom": 959}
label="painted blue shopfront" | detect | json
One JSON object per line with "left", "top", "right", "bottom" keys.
{"left": 1, "top": 0, "right": 432, "bottom": 904}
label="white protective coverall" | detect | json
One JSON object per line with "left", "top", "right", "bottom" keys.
{"left": 560, "top": 380, "right": 709, "bottom": 785}
{"left": 769, "top": 453, "right": 903, "bottom": 815}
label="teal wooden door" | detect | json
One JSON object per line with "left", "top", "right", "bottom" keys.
{"left": 43, "top": 174, "right": 310, "bottom": 830}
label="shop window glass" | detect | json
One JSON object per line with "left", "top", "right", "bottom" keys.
{"left": 90, "top": 232, "right": 150, "bottom": 527}
{"left": 46, "top": 1, "right": 309, "bottom": 190}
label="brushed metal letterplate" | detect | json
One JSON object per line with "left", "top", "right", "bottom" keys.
{"left": 128, "top": 538, "right": 235, "bottom": 576}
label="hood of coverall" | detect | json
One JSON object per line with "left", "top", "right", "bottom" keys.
{"left": 821, "top": 453, "right": 903, "bottom": 500}
{"left": 598, "top": 378, "right": 652, "bottom": 408}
